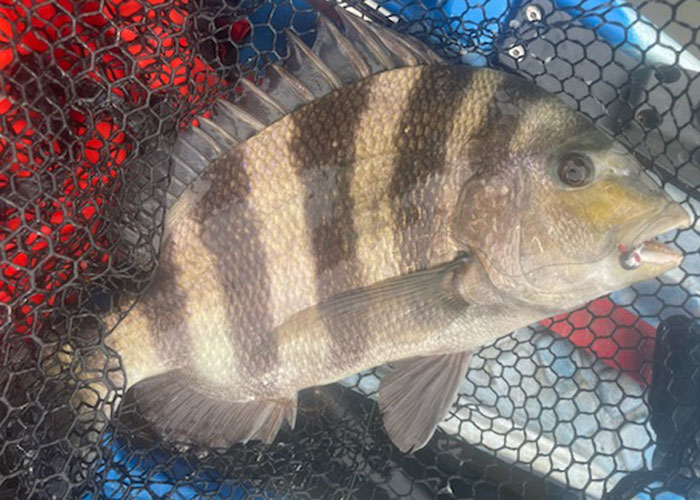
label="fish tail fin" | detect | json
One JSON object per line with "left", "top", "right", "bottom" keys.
{"left": 166, "top": 6, "right": 442, "bottom": 209}
{"left": 1, "top": 321, "right": 124, "bottom": 483}
{"left": 1, "top": 321, "right": 122, "bottom": 421}
{"left": 48, "top": 334, "right": 125, "bottom": 446}
{"left": 129, "top": 369, "right": 297, "bottom": 448}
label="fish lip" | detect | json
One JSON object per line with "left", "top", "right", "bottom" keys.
{"left": 618, "top": 202, "right": 692, "bottom": 266}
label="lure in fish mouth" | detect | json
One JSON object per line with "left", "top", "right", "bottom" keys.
{"left": 598, "top": 156, "right": 691, "bottom": 273}
{"left": 599, "top": 185, "right": 690, "bottom": 280}
{"left": 618, "top": 207, "right": 689, "bottom": 270}
{"left": 60, "top": 6, "right": 693, "bottom": 455}
{"left": 451, "top": 129, "right": 692, "bottom": 312}
{"left": 620, "top": 240, "right": 682, "bottom": 270}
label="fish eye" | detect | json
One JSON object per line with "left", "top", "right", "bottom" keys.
{"left": 557, "top": 152, "right": 594, "bottom": 187}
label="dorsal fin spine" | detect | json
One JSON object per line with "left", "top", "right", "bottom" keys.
{"left": 176, "top": 136, "right": 211, "bottom": 168}
{"left": 217, "top": 100, "right": 266, "bottom": 132}
{"left": 285, "top": 29, "right": 344, "bottom": 90}
{"left": 336, "top": 8, "right": 395, "bottom": 70}
{"left": 197, "top": 116, "right": 240, "bottom": 148}
{"left": 165, "top": 7, "right": 446, "bottom": 208}
{"left": 190, "top": 124, "right": 225, "bottom": 156}
{"left": 319, "top": 15, "right": 371, "bottom": 79}
{"left": 171, "top": 154, "right": 200, "bottom": 180}
{"left": 269, "top": 65, "right": 317, "bottom": 101}
{"left": 240, "top": 77, "right": 288, "bottom": 114}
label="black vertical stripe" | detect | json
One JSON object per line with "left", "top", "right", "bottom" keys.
{"left": 462, "top": 72, "right": 520, "bottom": 179}
{"left": 388, "top": 66, "right": 474, "bottom": 267}
{"left": 194, "top": 149, "right": 278, "bottom": 379}
{"left": 290, "top": 78, "right": 373, "bottom": 365}
{"left": 138, "top": 240, "right": 192, "bottom": 363}
{"left": 470, "top": 73, "right": 584, "bottom": 166}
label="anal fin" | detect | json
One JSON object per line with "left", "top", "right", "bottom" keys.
{"left": 129, "top": 370, "right": 297, "bottom": 448}
{"left": 379, "top": 351, "right": 473, "bottom": 453}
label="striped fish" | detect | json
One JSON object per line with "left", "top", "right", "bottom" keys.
{"left": 98, "top": 7, "right": 690, "bottom": 452}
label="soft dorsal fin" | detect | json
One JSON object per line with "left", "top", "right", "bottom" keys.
{"left": 167, "top": 6, "right": 444, "bottom": 206}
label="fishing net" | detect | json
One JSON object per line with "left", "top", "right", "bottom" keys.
{"left": 0, "top": 0, "right": 698, "bottom": 498}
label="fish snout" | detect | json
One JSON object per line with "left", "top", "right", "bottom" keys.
{"left": 618, "top": 201, "right": 692, "bottom": 271}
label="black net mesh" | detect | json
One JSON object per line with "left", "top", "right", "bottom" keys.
{"left": 0, "top": 0, "right": 698, "bottom": 498}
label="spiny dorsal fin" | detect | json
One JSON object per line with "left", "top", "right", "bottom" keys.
{"left": 239, "top": 77, "right": 287, "bottom": 114}
{"left": 336, "top": 8, "right": 396, "bottom": 71}
{"left": 167, "top": 6, "right": 445, "bottom": 207}
{"left": 284, "top": 28, "right": 344, "bottom": 91}
{"left": 316, "top": 13, "right": 371, "bottom": 80}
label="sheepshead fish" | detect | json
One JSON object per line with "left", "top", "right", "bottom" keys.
{"left": 94, "top": 8, "right": 690, "bottom": 452}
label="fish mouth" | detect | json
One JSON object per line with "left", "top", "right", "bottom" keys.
{"left": 618, "top": 202, "right": 692, "bottom": 269}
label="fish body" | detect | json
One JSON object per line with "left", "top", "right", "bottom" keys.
{"left": 111, "top": 65, "right": 524, "bottom": 391}
{"left": 99, "top": 9, "right": 691, "bottom": 452}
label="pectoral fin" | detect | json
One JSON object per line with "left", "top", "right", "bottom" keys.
{"left": 275, "top": 256, "right": 472, "bottom": 362}
{"left": 379, "top": 351, "right": 473, "bottom": 453}
{"left": 129, "top": 370, "right": 297, "bottom": 448}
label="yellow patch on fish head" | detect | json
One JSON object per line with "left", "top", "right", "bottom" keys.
{"left": 453, "top": 122, "right": 692, "bottom": 313}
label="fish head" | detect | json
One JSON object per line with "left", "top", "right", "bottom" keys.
{"left": 452, "top": 83, "right": 692, "bottom": 313}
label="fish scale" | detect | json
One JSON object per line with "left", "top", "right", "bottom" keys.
{"left": 87, "top": 6, "right": 692, "bottom": 452}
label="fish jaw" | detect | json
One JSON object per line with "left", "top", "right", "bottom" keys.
{"left": 617, "top": 201, "right": 692, "bottom": 274}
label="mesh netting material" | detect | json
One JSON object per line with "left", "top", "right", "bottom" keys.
{"left": 0, "top": 0, "right": 698, "bottom": 498}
